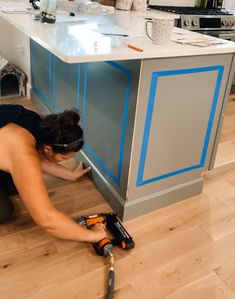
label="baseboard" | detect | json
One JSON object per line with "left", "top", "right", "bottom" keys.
{"left": 123, "top": 178, "right": 203, "bottom": 221}
{"left": 77, "top": 149, "right": 204, "bottom": 221}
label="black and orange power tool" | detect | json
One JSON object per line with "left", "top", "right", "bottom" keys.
{"left": 76, "top": 212, "right": 135, "bottom": 256}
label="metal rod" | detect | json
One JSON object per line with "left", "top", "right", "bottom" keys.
{"left": 107, "top": 252, "right": 115, "bottom": 299}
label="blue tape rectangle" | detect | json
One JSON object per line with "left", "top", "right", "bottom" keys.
{"left": 136, "top": 65, "right": 224, "bottom": 187}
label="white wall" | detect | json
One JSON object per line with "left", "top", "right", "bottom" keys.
{"left": 12, "top": 28, "right": 31, "bottom": 88}
{"left": 0, "top": 17, "right": 14, "bottom": 62}
{"left": 0, "top": 0, "right": 31, "bottom": 96}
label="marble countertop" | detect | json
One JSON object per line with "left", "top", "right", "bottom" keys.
{"left": 0, "top": 1, "right": 235, "bottom": 63}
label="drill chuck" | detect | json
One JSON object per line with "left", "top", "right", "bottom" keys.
{"left": 94, "top": 238, "right": 113, "bottom": 256}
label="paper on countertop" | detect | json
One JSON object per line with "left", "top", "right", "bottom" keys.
{"left": 171, "top": 31, "right": 225, "bottom": 47}
{"left": 173, "top": 27, "right": 189, "bottom": 35}
{"left": 93, "top": 25, "right": 140, "bottom": 37}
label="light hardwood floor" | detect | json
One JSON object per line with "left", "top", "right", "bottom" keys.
{"left": 0, "top": 96, "right": 235, "bottom": 299}
{"left": 215, "top": 98, "right": 235, "bottom": 167}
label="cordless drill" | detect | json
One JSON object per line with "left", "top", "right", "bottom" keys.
{"left": 76, "top": 213, "right": 135, "bottom": 299}
{"left": 76, "top": 213, "right": 135, "bottom": 256}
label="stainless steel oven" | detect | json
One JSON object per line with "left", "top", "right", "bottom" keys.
{"left": 195, "top": 28, "right": 235, "bottom": 41}
{"left": 148, "top": 6, "right": 235, "bottom": 30}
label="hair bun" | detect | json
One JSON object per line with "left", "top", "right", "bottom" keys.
{"left": 57, "top": 109, "right": 80, "bottom": 127}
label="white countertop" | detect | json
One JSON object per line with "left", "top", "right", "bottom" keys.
{"left": 0, "top": 1, "right": 235, "bottom": 63}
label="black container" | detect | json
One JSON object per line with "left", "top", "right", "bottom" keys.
{"left": 207, "top": 0, "right": 216, "bottom": 8}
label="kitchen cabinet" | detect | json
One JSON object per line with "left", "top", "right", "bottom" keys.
{"left": 30, "top": 40, "right": 235, "bottom": 220}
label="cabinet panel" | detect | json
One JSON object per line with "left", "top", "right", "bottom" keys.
{"left": 54, "top": 57, "right": 79, "bottom": 112}
{"left": 31, "top": 40, "right": 54, "bottom": 110}
{"left": 81, "top": 61, "right": 131, "bottom": 186}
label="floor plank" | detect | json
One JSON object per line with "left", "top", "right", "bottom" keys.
{"left": 162, "top": 273, "right": 233, "bottom": 299}
{"left": 0, "top": 232, "right": 26, "bottom": 258}
{"left": 215, "top": 99, "right": 235, "bottom": 167}
{"left": 215, "top": 260, "right": 235, "bottom": 293}
{"left": 131, "top": 232, "right": 235, "bottom": 299}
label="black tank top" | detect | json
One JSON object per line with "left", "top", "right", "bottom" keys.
{"left": 0, "top": 104, "right": 41, "bottom": 139}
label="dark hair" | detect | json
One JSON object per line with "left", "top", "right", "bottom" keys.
{"left": 37, "top": 109, "right": 84, "bottom": 154}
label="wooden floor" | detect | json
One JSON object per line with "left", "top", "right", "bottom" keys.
{"left": 215, "top": 97, "right": 235, "bottom": 167}
{"left": 1, "top": 96, "right": 235, "bottom": 299}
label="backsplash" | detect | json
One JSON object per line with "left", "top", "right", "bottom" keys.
{"left": 223, "top": 0, "right": 235, "bottom": 11}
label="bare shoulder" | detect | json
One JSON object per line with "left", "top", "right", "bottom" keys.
{"left": 0, "top": 123, "right": 36, "bottom": 147}
{"left": 0, "top": 123, "right": 38, "bottom": 172}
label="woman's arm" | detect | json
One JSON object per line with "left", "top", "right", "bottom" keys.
{"left": 41, "top": 158, "right": 91, "bottom": 181}
{"left": 8, "top": 131, "right": 106, "bottom": 242}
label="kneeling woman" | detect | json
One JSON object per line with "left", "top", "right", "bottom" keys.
{"left": 0, "top": 104, "right": 106, "bottom": 243}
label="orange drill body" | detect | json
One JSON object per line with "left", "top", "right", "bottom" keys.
{"left": 76, "top": 213, "right": 135, "bottom": 256}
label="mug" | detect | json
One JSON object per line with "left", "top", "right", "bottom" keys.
{"left": 145, "top": 17, "right": 174, "bottom": 45}
{"left": 115, "top": 0, "right": 133, "bottom": 11}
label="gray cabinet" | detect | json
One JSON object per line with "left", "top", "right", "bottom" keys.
{"left": 30, "top": 39, "right": 235, "bottom": 220}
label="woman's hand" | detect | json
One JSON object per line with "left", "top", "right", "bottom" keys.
{"left": 89, "top": 223, "right": 107, "bottom": 243}
{"left": 41, "top": 158, "right": 91, "bottom": 181}
{"left": 72, "top": 161, "right": 91, "bottom": 180}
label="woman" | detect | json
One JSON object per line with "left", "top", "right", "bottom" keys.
{"left": 0, "top": 104, "right": 107, "bottom": 243}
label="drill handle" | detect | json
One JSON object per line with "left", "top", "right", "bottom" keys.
{"left": 84, "top": 215, "right": 106, "bottom": 228}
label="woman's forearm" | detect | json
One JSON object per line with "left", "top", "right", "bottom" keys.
{"left": 41, "top": 158, "right": 76, "bottom": 181}
{"left": 40, "top": 207, "right": 105, "bottom": 242}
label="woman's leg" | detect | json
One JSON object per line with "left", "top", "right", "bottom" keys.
{"left": 0, "top": 187, "right": 15, "bottom": 224}
{"left": 0, "top": 171, "right": 18, "bottom": 195}
{"left": 0, "top": 172, "right": 16, "bottom": 224}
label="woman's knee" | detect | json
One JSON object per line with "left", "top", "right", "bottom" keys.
{"left": 0, "top": 188, "right": 15, "bottom": 224}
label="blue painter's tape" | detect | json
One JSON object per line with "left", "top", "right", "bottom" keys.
{"left": 51, "top": 55, "right": 56, "bottom": 112}
{"left": 49, "top": 54, "right": 53, "bottom": 111}
{"left": 76, "top": 64, "right": 81, "bottom": 110}
{"left": 84, "top": 143, "right": 119, "bottom": 185}
{"left": 81, "top": 63, "right": 88, "bottom": 130}
{"left": 82, "top": 61, "right": 131, "bottom": 186}
{"left": 106, "top": 61, "right": 131, "bottom": 74}
{"left": 136, "top": 73, "right": 159, "bottom": 187}
{"left": 137, "top": 65, "right": 224, "bottom": 187}
{"left": 200, "top": 65, "right": 224, "bottom": 165}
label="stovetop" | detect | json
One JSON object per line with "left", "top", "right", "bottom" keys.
{"left": 148, "top": 5, "right": 233, "bottom": 16}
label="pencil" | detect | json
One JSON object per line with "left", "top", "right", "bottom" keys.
{"left": 128, "top": 44, "right": 143, "bottom": 52}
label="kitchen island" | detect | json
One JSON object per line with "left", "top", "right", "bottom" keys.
{"left": 1, "top": 4, "right": 235, "bottom": 220}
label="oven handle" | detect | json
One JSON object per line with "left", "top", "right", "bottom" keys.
{"left": 218, "top": 32, "right": 235, "bottom": 41}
